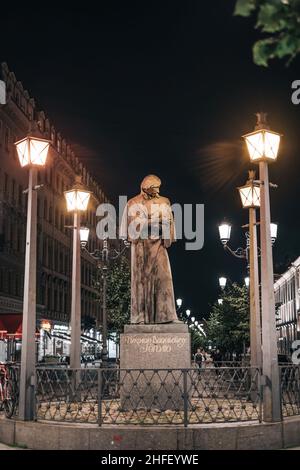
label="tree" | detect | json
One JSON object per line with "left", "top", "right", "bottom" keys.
{"left": 95, "top": 255, "right": 131, "bottom": 346}
{"left": 190, "top": 328, "right": 207, "bottom": 354}
{"left": 234, "top": 0, "right": 300, "bottom": 66}
{"left": 206, "top": 283, "right": 250, "bottom": 358}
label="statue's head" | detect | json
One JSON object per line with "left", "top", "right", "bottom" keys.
{"left": 140, "top": 174, "right": 161, "bottom": 198}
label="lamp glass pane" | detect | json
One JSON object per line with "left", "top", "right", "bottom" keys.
{"left": 219, "top": 277, "right": 227, "bottom": 288}
{"left": 253, "top": 185, "right": 260, "bottom": 207}
{"left": 219, "top": 223, "right": 231, "bottom": 242}
{"left": 265, "top": 131, "right": 280, "bottom": 160}
{"left": 30, "top": 138, "right": 49, "bottom": 166}
{"left": 77, "top": 190, "right": 91, "bottom": 211}
{"left": 176, "top": 298, "right": 182, "bottom": 307}
{"left": 239, "top": 186, "right": 251, "bottom": 208}
{"left": 244, "top": 277, "right": 250, "bottom": 287}
{"left": 245, "top": 132, "right": 264, "bottom": 161}
{"left": 65, "top": 191, "right": 77, "bottom": 212}
{"left": 16, "top": 139, "right": 30, "bottom": 167}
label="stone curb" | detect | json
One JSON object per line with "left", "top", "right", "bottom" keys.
{"left": 1, "top": 416, "right": 300, "bottom": 450}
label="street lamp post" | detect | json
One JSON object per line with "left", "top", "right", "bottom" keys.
{"left": 64, "top": 176, "right": 91, "bottom": 369}
{"left": 176, "top": 298, "right": 183, "bottom": 320}
{"left": 238, "top": 170, "right": 261, "bottom": 370}
{"left": 101, "top": 238, "right": 109, "bottom": 365}
{"left": 243, "top": 112, "right": 281, "bottom": 422}
{"left": 15, "top": 134, "right": 50, "bottom": 420}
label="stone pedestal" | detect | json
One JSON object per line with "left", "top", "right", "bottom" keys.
{"left": 120, "top": 324, "right": 191, "bottom": 411}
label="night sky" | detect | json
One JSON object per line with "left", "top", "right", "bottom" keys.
{"left": 1, "top": 1, "right": 300, "bottom": 321}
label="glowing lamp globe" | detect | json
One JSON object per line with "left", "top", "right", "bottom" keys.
{"left": 244, "top": 277, "right": 250, "bottom": 288}
{"left": 270, "top": 223, "right": 278, "bottom": 244}
{"left": 64, "top": 176, "right": 91, "bottom": 212}
{"left": 218, "top": 299, "right": 223, "bottom": 305}
{"left": 185, "top": 309, "right": 191, "bottom": 317}
{"left": 15, "top": 136, "right": 50, "bottom": 167}
{"left": 218, "top": 222, "right": 231, "bottom": 245}
{"left": 80, "top": 227, "right": 90, "bottom": 247}
{"left": 219, "top": 277, "right": 227, "bottom": 289}
{"left": 176, "top": 298, "right": 183, "bottom": 308}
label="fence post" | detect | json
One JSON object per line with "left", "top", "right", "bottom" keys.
{"left": 32, "top": 371, "right": 36, "bottom": 421}
{"left": 183, "top": 369, "right": 188, "bottom": 427}
{"left": 97, "top": 368, "right": 102, "bottom": 427}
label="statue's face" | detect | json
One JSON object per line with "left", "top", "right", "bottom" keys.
{"left": 141, "top": 175, "right": 161, "bottom": 198}
{"left": 143, "top": 185, "right": 160, "bottom": 198}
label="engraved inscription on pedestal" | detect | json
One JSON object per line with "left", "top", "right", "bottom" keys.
{"left": 120, "top": 324, "right": 191, "bottom": 411}
{"left": 124, "top": 334, "right": 187, "bottom": 354}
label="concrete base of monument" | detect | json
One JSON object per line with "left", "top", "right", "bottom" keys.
{"left": 2, "top": 415, "right": 300, "bottom": 450}
{"left": 120, "top": 323, "right": 191, "bottom": 411}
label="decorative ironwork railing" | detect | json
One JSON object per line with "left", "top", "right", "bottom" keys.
{"left": 35, "top": 366, "right": 262, "bottom": 426}
{"left": 3, "top": 364, "right": 20, "bottom": 418}
{"left": 3, "top": 364, "right": 300, "bottom": 425}
{"left": 280, "top": 365, "right": 300, "bottom": 417}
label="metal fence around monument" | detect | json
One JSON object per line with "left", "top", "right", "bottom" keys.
{"left": 4, "top": 364, "right": 300, "bottom": 425}
{"left": 34, "top": 366, "right": 263, "bottom": 426}
{"left": 280, "top": 364, "right": 300, "bottom": 417}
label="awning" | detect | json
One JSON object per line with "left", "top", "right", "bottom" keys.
{"left": 0, "top": 314, "right": 40, "bottom": 339}
{"left": 0, "top": 318, "right": 7, "bottom": 340}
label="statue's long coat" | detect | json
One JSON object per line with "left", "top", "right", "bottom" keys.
{"left": 120, "top": 193, "right": 178, "bottom": 324}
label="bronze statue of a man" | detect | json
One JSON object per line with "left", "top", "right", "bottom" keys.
{"left": 120, "top": 175, "right": 179, "bottom": 324}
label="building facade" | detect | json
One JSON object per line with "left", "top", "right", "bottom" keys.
{"left": 0, "top": 62, "right": 107, "bottom": 360}
{"left": 274, "top": 256, "right": 300, "bottom": 357}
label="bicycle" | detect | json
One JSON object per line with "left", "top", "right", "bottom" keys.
{"left": 0, "top": 363, "right": 17, "bottom": 418}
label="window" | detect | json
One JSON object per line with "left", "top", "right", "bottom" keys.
{"left": 49, "top": 206, "right": 53, "bottom": 224}
{"left": 4, "top": 127, "right": 9, "bottom": 150}
{"left": 44, "top": 199, "right": 48, "bottom": 220}
{"left": 12, "top": 179, "right": 16, "bottom": 203}
{"left": 55, "top": 209, "right": 59, "bottom": 228}
{"left": 18, "top": 185, "right": 23, "bottom": 207}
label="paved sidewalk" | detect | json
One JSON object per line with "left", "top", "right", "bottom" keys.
{"left": 0, "top": 443, "right": 21, "bottom": 450}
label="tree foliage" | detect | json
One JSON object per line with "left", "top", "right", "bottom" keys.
{"left": 106, "top": 256, "right": 131, "bottom": 343}
{"left": 190, "top": 327, "right": 207, "bottom": 354}
{"left": 95, "top": 255, "right": 131, "bottom": 345}
{"left": 206, "top": 283, "right": 250, "bottom": 356}
{"left": 234, "top": 0, "right": 300, "bottom": 66}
